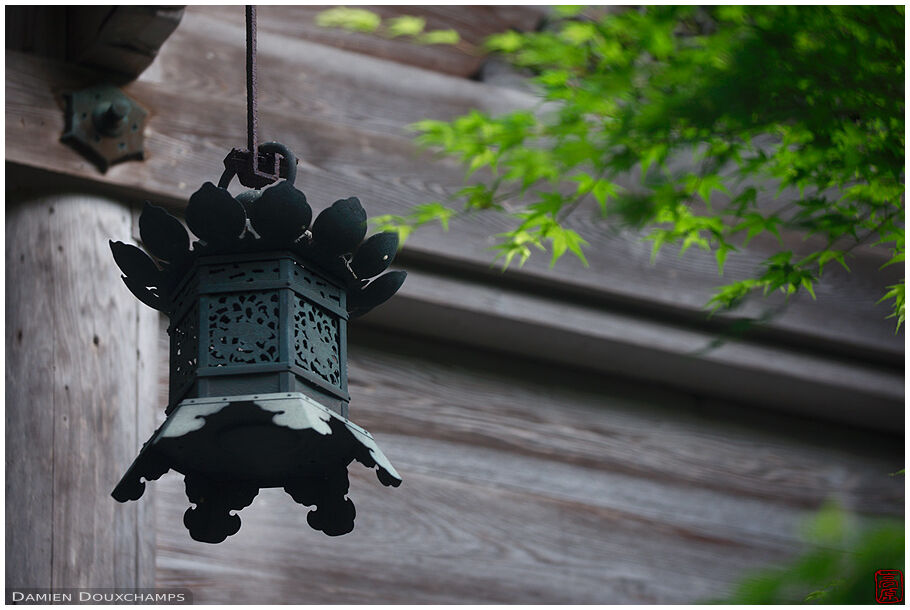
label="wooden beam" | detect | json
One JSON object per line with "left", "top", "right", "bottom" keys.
{"left": 6, "top": 186, "right": 159, "bottom": 589}
{"left": 360, "top": 265, "right": 903, "bottom": 431}
{"left": 6, "top": 6, "right": 183, "bottom": 80}
{"left": 5, "top": 6, "right": 68, "bottom": 60}
{"left": 9, "top": 156, "right": 899, "bottom": 429}
{"left": 65, "top": 6, "right": 184, "bottom": 78}
{"left": 5, "top": 187, "right": 56, "bottom": 590}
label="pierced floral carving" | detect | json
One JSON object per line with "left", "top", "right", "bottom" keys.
{"left": 206, "top": 291, "right": 280, "bottom": 365}
{"left": 292, "top": 262, "right": 343, "bottom": 307}
{"left": 293, "top": 296, "right": 341, "bottom": 386}
{"left": 170, "top": 304, "right": 199, "bottom": 395}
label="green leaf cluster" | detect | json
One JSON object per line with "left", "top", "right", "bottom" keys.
{"left": 709, "top": 502, "right": 904, "bottom": 604}
{"left": 321, "top": 6, "right": 905, "bottom": 328}
{"left": 316, "top": 7, "right": 460, "bottom": 45}
{"left": 371, "top": 202, "right": 456, "bottom": 243}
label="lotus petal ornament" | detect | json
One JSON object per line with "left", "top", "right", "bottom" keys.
{"left": 138, "top": 202, "right": 191, "bottom": 266}
{"left": 248, "top": 180, "right": 311, "bottom": 245}
{"left": 351, "top": 232, "right": 399, "bottom": 279}
{"left": 185, "top": 182, "right": 247, "bottom": 250}
{"left": 110, "top": 241, "right": 161, "bottom": 286}
{"left": 111, "top": 143, "right": 405, "bottom": 543}
{"left": 312, "top": 197, "right": 368, "bottom": 257}
{"left": 350, "top": 270, "right": 408, "bottom": 318}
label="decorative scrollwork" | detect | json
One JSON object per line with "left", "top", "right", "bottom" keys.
{"left": 292, "top": 262, "right": 343, "bottom": 307}
{"left": 170, "top": 304, "right": 199, "bottom": 394}
{"left": 284, "top": 468, "right": 355, "bottom": 537}
{"left": 206, "top": 291, "right": 280, "bottom": 365}
{"left": 293, "top": 296, "right": 341, "bottom": 386}
{"left": 183, "top": 474, "right": 260, "bottom": 544}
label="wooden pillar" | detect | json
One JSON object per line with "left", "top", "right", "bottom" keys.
{"left": 6, "top": 176, "right": 159, "bottom": 589}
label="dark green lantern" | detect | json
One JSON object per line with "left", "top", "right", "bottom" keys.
{"left": 110, "top": 142, "right": 404, "bottom": 543}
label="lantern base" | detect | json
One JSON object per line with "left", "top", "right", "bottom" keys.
{"left": 112, "top": 392, "right": 401, "bottom": 542}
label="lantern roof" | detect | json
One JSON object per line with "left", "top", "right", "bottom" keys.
{"left": 111, "top": 163, "right": 405, "bottom": 320}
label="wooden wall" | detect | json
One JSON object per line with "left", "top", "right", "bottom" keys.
{"left": 5, "top": 5, "right": 904, "bottom": 604}
{"left": 142, "top": 8, "right": 902, "bottom": 602}
{"left": 7, "top": 5, "right": 903, "bottom": 424}
{"left": 153, "top": 327, "right": 902, "bottom": 604}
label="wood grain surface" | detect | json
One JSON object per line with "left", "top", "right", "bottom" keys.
{"left": 200, "top": 5, "right": 547, "bottom": 78}
{"left": 131, "top": 7, "right": 907, "bottom": 363}
{"left": 66, "top": 6, "right": 184, "bottom": 78}
{"left": 5, "top": 189, "right": 159, "bottom": 589}
{"left": 6, "top": 6, "right": 902, "bottom": 424}
{"left": 5, "top": 192, "right": 56, "bottom": 589}
{"left": 6, "top": 7, "right": 902, "bottom": 603}
{"left": 154, "top": 327, "right": 903, "bottom": 604}
{"left": 5, "top": 24, "right": 904, "bottom": 362}
{"left": 363, "top": 265, "right": 903, "bottom": 429}
{"left": 6, "top": 4, "right": 902, "bottom": 427}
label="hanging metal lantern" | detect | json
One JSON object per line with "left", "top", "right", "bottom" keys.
{"left": 110, "top": 142, "right": 404, "bottom": 543}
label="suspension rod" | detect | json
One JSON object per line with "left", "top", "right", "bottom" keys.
{"left": 246, "top": 5, "right": 258, "bottom": 172}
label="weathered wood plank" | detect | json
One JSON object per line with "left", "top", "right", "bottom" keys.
{"left": 147, "top": 8, "right": 902, "bottom": 363}
{"left": 6, "top": 43, "right": 902, "bottom": 367}
{"left": 5, "top": 6, "right": 67, "bottom": 59}
{"left": 47, "top": 195, "right": 135, "bottom": 588}
{"left": 361, "top": 266, "right": 903, "bottom": 429}
{"left": 343, "top": 329, "right": 903, "bottom": 515}
{"left": 6, "top": 47, "right": 900, "bottom": 426}
{"left": 132, "top": 204, "right": 162, "bottom": 588}
{"left": 5, "top": 191, "right": 56, "bottom": 588}
{"left": 153, "top": 327, "right": 902, "bottom": 603}
{"left": 66, "top": 6, "right": 184, "bottom": 78}
{"left": 144, "top": 8, "right": 537, "bottom": 136}
{"left": 194, "top": 5, "right": 545, "bottom": 78}
{"left": 5, "top": 185, "right": 159, "bottom": 588}
{"left": 153, "top": 471, "right": 780, "bottom": 604}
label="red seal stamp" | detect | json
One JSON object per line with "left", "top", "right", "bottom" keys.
{"left": 875, "top": 569, "right": 903, "bottom": 603}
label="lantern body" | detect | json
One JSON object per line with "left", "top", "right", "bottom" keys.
{"left": 168, "top": 251, "right": 350, "bottom": 417}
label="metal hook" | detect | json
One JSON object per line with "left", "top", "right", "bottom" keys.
{"left": 217, "top": 141, "right": 297, "bottom": 190}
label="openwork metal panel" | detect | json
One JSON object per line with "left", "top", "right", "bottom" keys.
{"left": 292, "top": 261, "right": 343, "bottom": 309}
{"left": 170, "top": 303, "right": 199, "bottom": 398}
{"left": 205, "top": 260, "right": 281, "bottom": 285}
{"left": 204, "top": 290, "right": 281, "bottom": 366}
{"left": 293, "top": 295, "right": 341, "bottom": 388}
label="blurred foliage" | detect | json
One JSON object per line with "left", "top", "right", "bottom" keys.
{"left": 315, "top": 7, "right": 460, "bottom": 45}
{"left": 319, "top": 6, "right": 905, "bottom": 329}
{"left": 709, "top": 502, "right": 904, "bottom": 604}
